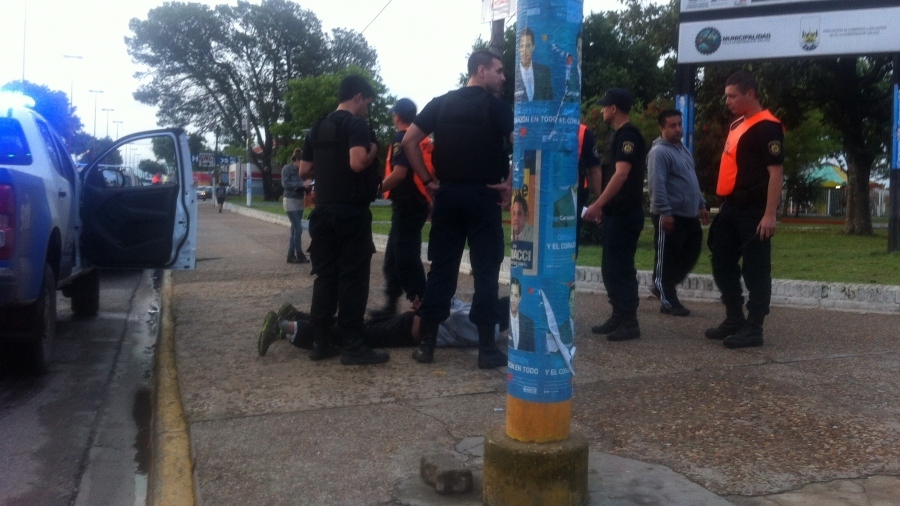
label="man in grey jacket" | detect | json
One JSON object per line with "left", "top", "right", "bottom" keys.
{"left": 647, "top": 109, "right": 710, "bottom": 316}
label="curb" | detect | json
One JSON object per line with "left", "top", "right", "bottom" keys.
{"left": 149, "top": 271, "right": 197, "bottom": 505}
{"left": 226, "top": 203, "right": 900, "bottom": 314}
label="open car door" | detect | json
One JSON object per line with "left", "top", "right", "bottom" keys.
{"left": 80, "top": 129, "right": 196, "bottom": 270}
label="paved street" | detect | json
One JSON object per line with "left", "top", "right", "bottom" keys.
{"left": 164, "top": 204, "right": 900, "bottom": 505}
{"left": 0, "top": 270, "right": 159, "bottom": 506}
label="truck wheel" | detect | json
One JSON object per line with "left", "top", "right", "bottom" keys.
{"left": 69, "top": 269, "right": 100, "bottom": 318}
{"left": 22, "top": 263, "right": 56, "bottom": 374}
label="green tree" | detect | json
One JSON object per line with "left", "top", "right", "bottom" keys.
{"left": 784, "top": 172, "right": 824, "bottom": 217}
{"left": 126, "top": 0, "right": 379, "bottom": 200}
{"left": 274, "top": 67, "right": 394, "bottom": 168}
{"left": 152, "top": 132, "right": 211, "bottom": 173}
{"left": 801, "top": 57, "right": 893, "bottom": 235}
{"left": 139, "top": 159, "right": 171, "bottom": 181}
{"left": 581, "top": 1, "right": 675, "bottom": 106}
{"left": 692, "top": 58, "right": 892, "bottom": 234}
{"left": 2, "top": 80, "right": 83, "bottom": 149}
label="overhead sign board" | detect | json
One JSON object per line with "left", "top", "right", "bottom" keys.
{"left": 678, "top": 6, "right": 900, "bottom": 63}
{"left": 482, "top": 0, "right": 512, "bottom": 22}
{"left": 681, "top": 0, "right": 828, "bottom": 14}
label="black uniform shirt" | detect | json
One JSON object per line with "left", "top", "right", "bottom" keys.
{"left": 734, "top": 119, "right": 784, "bottom": 208}
{"left": 601, "top": 123, "right": 647, "bottom": 214}
{"left": 413, "top": 86, "right": 513, "bottom": 183}
{"left": 389, "top": 130, "right": 422, "bottom": 202}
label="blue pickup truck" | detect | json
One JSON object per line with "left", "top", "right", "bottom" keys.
{"left": 0, "top": 92, "right": 197, "bottom": 373}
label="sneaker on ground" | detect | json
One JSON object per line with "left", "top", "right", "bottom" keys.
{"left": 660, "top": 304, "right": 690, "bottom": 317}
{"left": 258, "top": 311, "right": 283, "bottom": 356}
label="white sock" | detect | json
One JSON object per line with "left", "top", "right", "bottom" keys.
{"left": 279, "top": 320, "right": 297, "bottom": 342}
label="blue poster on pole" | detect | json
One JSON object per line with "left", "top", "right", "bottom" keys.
{"left": 508, "top": 0, "right": 582, "bottom": 404}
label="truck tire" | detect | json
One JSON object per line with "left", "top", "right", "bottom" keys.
{"left": 69, "top": 269, "right": 100, "bottom": 318}
{"left": 22, "top": 263, "right": 56, "bottom": 374}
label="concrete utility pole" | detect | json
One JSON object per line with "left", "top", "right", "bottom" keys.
{"left": 482, "top": 0, "right": 588, "bottom": 504}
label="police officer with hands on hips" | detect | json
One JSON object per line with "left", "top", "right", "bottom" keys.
{"left": 706, "top": 70, "right": 784, "bottom": 349}
{"left": 297, "top": 75, "right": 389, "bottom": 366}
{"left": 583, "top": 88, "right": 647, "bottom": 342}
{"left": 399, "top": 50, "right": 514, "bottom": 369}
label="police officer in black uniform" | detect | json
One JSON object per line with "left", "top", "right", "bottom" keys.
{"left": 706, "top": 71, "right": 784, "bottom": 349}
{"left": 583, "top": 88, "right": 647, "bottom": 341}
{"left": 371, "top": 98, "right": 430, "bottom": 318}
{"left": 298, "top": 75, "right": 389, "bottom": 365}
{"left": 399, "top": 50, "right": 514, "bottom": 369}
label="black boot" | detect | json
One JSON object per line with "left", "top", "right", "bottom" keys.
{"left": 607, "top": 315, "right": 640, "bottom": 341}
{"left": 477, "top": 325, "right": 507, "bottom": 369}
{"left": 368, "top": 296, "right": 398, "bottom": 319}
{"left": 591, "top": 309, "right": 624, "bottom": 334}
{"left": 340, "top": 328, "right": 389, "bottom": 365}
{"left": 705, "top": 303, "right": 746, "bottom": 340}
{"left": 309, "top": 326, "right": 341, "bottom": 361}
{"left": 724, "top": 313, "right": 764, "bottom": 349}
{"left": 498, "top": 297, "right": 510, "bottom": 333}
{"left": 412, "top": 319, "right": 438, "bottom": 364}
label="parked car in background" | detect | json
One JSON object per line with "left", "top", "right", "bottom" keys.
{"left": 196, "top": 185, "right": 212, "bottom": 200}
{"left": 0, "top": 91, "right": 197, "bottom": 374}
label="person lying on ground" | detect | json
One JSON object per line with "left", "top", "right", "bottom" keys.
{"left": 258, "top": 297, "right": 510, "bottom": 357}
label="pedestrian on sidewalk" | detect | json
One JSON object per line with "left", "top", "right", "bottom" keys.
{"left": 370, "top": 98, "right": 434, "bottom": 319}
{"left": 282, "top": 149, "right": 310, "bottom": 264}
{"left": 706, "top": 70, "right": 784, "bottom": 349}
{"left": 297, "top": 75, "right": 388, "bottom": 365}
{"left": 215, "top": 182, "right": 228, "bottom": 213}
{"left": 583, "top": 88, "right": 647, "bottom": 342}
{"left": 399, "top": 50, "right": 513, "bottom": 369}
{"left": 647, "top": 109, "right": 710, "bottom": 317}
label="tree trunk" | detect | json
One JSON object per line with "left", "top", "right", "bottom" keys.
{"left": 260, "top": 168, "right": 276, "bottom": 201}
{"left": 843, "top": 157, "right": 873, "bottom": 235}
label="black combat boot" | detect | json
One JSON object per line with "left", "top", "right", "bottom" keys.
{"left": 591, "top": 309, "right": 624, "bottom": 334}
{"left": 498, "top": 296, "right": 510, "bottom": 333}
{"left": 340, "top": 327, "right": 389, "bottom": 365}
{"left": 724, "top": 313, "right": 764, "bottom": 349}
{"left": 309, "top": 325, "right": 341, "bottom": 361}
{"left": 607, "top": 314, "right": 640, "bottom": 341}
{"left": 412, "top": 319, "right": 438, "bottom": 364}
{"left": 477, "top": 325, "right": 507, "bottom": 369}
{"left": 705, "top": 303, "right": 746, "bottom": 340}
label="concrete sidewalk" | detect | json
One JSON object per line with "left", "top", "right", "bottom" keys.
{"left": 157, "top": 204, "right": 900, "bottom": 505}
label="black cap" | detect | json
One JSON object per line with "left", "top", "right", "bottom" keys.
{"left": 596, "top": 88, "right": 633, "bottom": 112}
{"left": 390, "top": 98, "right": 417, "bottom": 123}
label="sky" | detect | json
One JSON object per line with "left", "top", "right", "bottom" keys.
{"left": 0, "top": 0, "right": 638, "bottom": 145}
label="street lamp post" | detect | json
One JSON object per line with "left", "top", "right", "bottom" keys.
{"left": 88, "top": 89, "right": 103, "bottom": 139}
{"left": 112, "top": 120, "right": 123, "bottom": 139}
{"left": 102, "top": 108, "right": 114, "bottom": 138}
{"left": 62, "top": 55, "right": 82, "bottom": 110}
